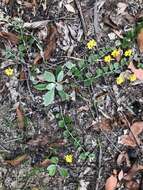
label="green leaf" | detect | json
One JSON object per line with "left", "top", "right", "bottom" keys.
{"left": 43, "top": 71, "right": 55, "bottom": 82}
{"left": 46, "top": 83, "right": 56, "bottom": 90}
{"left": 58, "top": 90, "right": 69, "bottom": 101}
{"left": 65, "top": 61, "right": 76, "bottom": 70}
{"left": 47, "top": 164, "right": 57, "bottom": 176}
{"left": 50, "top": 157, "right": 59, "bottom": 164}
{"left": 34, "top": 83, "right": 47, "bottom": 91}
{"left": 109, "top": 64, "right": 114, "bottom": 71}
{"left": 59, "top": 167, "right": 68, "bottom": 177}
{"left": 56, "top": 83, "right": 63, "bottom": 91}
{"left": 79, "top": 152, "right": 89, "bottom": 160}
{"left": 96, "top": 68, "right": 103, "bottom": 76}
{"left": 114, "top": 62, "right": 119, "bottom": 70}
{"left": 58, "top": 120, "right": 65, "bottom": 128}
{"left": 63, "top": 130, "right": 70, "bottom": 138}
{"left": 78, "top": 60, "right": 85, "bottom": 68}
{"left": 43, "top": 89, "right": 55, "bottom": 106}
{"left": 57, "top": 70, "right": 64, "bottom": 82}
{"left": 102, "top": 66, "right": 109, "bottom": 73}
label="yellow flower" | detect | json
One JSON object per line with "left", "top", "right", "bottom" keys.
{"left": 129, "top": 74, "right": 137, "bottom": 82}
{"left": 111, "top": 49, "right": 120, "bottom": 58}
{"left": 4, "top": 67, "right": 14, "bottom": 76}
{"left": 65, "top": 154, "right": 73, "bottom": 163}
{"left": 124, "top": 49, "right": 132, "bottom": 57}
{"left": 104, "top": 55, "right": 112, "bottom": 63}
{"left": 116, "top": 76, "right": 125, "bottom": 85}
{"left": 87, "top": 39, "right": 96, "bottom": 49}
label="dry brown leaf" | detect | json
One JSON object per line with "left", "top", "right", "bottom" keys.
{"left": 137, "top": 29, "right": 143, "bottom": 53}
{"left": 125, "top": 180, "right": 140, "bottom": 190}
{"left": 27, "top": 134, "right": 49, "bottom": 146}
{"left": 16, "top": 106, "right": 25, "bottom": 129}
{"left": 119, "top": 135, "right": 137, "bottom": 147}
{"left": 5, "top": 154, "right": 28, "bottom": 166}
{"left": 34, "top": 25, "right": 58, "bottom": 64}
{"left": 0, "top": 32, "right": 19, "bottom": 45}
{"left": 117, "top": 151, "right": 131, "bottom": 167}
{"left": 105, "top": 172, "right": 118, "bottom": 190}
{"left": 38, "top": 159, "right": 51, "bottom": 167}
{"left": 64, "top": 3, "right": 75, "bottom": 13}
{"left": 128, "top": 62, "right": 143, "bottom": 80}
{"left": 99, "top": 118, "right": 112, "bottom": 132}
{"left": 118, "top": 170, "right": 124, "bottom": 181}
{"left": 2, "top": 0, "right": 10, "bottom": 4}
{"left": 119, "top": 122, "right": 143, "bottom": 147}
{"left": 124, "top": 163, "right": 143, "bottom": 181}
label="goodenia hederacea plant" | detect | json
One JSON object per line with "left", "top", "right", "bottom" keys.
{"left": 34, "top": 70, "right": 69, "bottom": 106}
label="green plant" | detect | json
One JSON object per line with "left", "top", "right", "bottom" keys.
{"left": 34, "top": 69, "right": 69, "bottom": 106}
{"left": 47, "top": 156, "right": 68, "bottom": 177}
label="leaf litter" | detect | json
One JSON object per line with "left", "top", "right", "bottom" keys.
{"left": 1, "top": 0, "right": 143, "bottom": 190}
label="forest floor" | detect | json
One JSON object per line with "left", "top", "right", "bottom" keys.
{"left": 1, "top": 0, "right": 143, "bottom": 190}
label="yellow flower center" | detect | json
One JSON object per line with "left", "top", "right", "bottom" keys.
{"left": 65, "top": 154, "right": 73, "bottom": 163}
{"left": 129, "top": 74, "right": 137, "bottom": 82}
{"left": 111, "top": 49, "right": 120, "bottom": 58}
{"left": 87, "top": 39, "right": 96, "bottom": 49}
{"left": 4, "top": 67, "right": 14, "bottom": 76}
{"left": 104, "top": 55, "right": 112, "bottom": 63}
{"left": 124, "top": 49, "right": 132, "bottom": 57}
{"left": 116, "top": 76, "right": 125, "bottom": 85}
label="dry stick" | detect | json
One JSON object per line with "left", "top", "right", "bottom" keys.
{"left": 93, "top": 0, "right": 102, "bottom": 43}
{"left": 95, "top": 142, "right": 103, "bottom": 190}
{"left": 74, "top": 0, "right": 87, "bottom": 37}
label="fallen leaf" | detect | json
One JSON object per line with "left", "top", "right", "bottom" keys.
{"left": 38, "top": 159, "right": 51, "bottom": 167}
{"left": 119, "top": 122, "right": 143, "bottom": 147}
{"left": 125, "top": 180, "right": 140, "bottom": 190}
{"left": 105, "top": 171, "right": 118, "bottom": 190}
{"left": 34, "top": 25, "right": 58, "bottom": 64}
{"left": 2, "top": 0, "right": 10, "bottom": 4}
{"left": 99, "top": 118, "right": 112, "bottom": 132}
{"left": 124, "top": 163, "right": 143, "bottom": 181}
{"left": 118, "top": 170, "right": 124, "bottom": 181}
{"left": 137, "top": 28, "right": 143, "bottom": 53}
{"left": 128, "top": 62, "right": 143, "bottom": 80}
{"left": 16, "top": 106, "right": 25, "bottom": 129}
{"left": 64, "top": 3, "right": 75, "bottom": 13}
{"left": 117, "top": 151, "right": 131, "bottom": 167}
{"left": 119, "top": 135, "right": 137, "bottom": 147}
{"left": 27, "top": 134, "right": 49, "bottom": 146}
{"left": 0, "top": 32, "right": 19, "bottom": 45}
{"left": 117, "top": 3, "right": 127, "bottom": 15}
{"left": 23, "top": 20, "right": 49, "bottom": 29}
{"left": 5, "top": 154, "right": 28, "bottom": 166}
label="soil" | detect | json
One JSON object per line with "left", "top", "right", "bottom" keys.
{"left": 0, "top": 0, "right": 143, "bottom": 190}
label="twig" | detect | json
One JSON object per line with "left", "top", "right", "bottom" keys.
{"left": 95, "top": 141, "right": 102, "bottom": 190}
{"left": 94, "top": 0, "right": 100, "bottom": 42}
{"left": 74, "top": 0, "right": 87, "bottom": 37}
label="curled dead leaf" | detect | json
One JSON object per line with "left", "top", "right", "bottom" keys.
{"left": 124, "top": 163, "right": 143, "bottom": 181}
{"left": 125, "top": 180, "right": 140, "bottom": 190}
{"left": 0, "top": 32, "right": 19, "bottom": 45}
{"left": 34, "top": 25, "right": 58, "bottom": 64}
{"left": 99, "top": 118, "right": 112, "bottom": 132}
{"left": 5, "top": 154, "right": 28, "bottom": 166}
{"left": 105, "top": 171, "right": 118, "bottom": 190}
{"left": 117, "top": 151, "right": 131, "bottom": 167}
{"left": 16, "top": 106, "right": 25, "bottom": 129}
{"left": 38, "top": 159, "right": 51, "bottom": 167}
{"left": 137, "top": 28, "right": 143, "bottom": 53}
{"left": 119, "top": 122, "right": 143, "bottom": 147}
{"left": 118, "top": 170, "right": 124, "bottom": 181}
